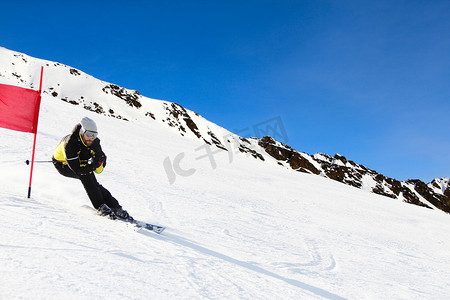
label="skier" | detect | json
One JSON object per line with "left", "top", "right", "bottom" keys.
{"left": 52, "top": 117, "right": 130, "bottom": 220}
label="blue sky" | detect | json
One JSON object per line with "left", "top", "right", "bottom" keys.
{"left": 1, "top": 0, "right": 449, "bottom": 182}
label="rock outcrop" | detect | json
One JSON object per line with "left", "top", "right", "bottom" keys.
{"left": 258, "top": 136, "right": 450, "bottom": 213}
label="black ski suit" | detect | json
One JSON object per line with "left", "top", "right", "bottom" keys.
{"left": 52, "top": 124, "right": 120, "bottom": 210}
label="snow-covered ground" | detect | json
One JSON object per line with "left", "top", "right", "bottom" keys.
{"left": 1, "top": 91, "right": 450, "bottom": 299}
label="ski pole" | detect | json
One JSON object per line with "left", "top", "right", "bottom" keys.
{"left": 25, "top": 160, "right": 52, "bottom": 165}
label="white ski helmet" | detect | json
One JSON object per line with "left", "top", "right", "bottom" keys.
{"left": 80, "top": 117, "right": 98, "bottom": 139}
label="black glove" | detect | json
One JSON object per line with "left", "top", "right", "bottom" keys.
{"left": 85, "top": 158, "right": 98, "bottom": 173}
{"left": 99, "top": 152, "right": 107, "bottom": 168}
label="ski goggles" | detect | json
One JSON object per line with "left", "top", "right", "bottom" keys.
{"left": 84, "top": 130, "right": 98, "bottom": 139}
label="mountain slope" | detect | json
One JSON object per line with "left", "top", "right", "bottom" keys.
{"left": 1, "top": 46, "right": 448, "bottom": 214}
{"left": 1, "top": 46, "right": 448, "bottom": 215}
{"left": 1, "top": 47, "right": 450, "bottom": 299}
{"left": 0, "top": 46, "right": 263, "bottom": 161}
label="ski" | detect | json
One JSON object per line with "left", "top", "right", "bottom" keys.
{"left": 123, "top": 218, "right": 166, "bottom": 234}
{"left": 91, "top": 205, "right": 166, "bottom": 234}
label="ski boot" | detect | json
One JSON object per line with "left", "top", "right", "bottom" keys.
{"left": 97, "top": 203, "right": 117, "bottom": 220}
{"left": 112, "top": 207, "right": 133, "bottom": 221}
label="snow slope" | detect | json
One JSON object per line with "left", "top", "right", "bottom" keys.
{"left": 2, "top": 46, "right": 450, "bottom": 299}
{"left": 1, "top": 89, "right": 450, "bottom": 299}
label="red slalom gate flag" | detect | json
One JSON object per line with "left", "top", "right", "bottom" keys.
{"left": 0, "top": 83, "right": 41, "bottom": 133}
{"left": 0, "top": 67, "right": 44, "bottom": 198}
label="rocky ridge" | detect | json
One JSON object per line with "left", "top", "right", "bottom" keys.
{"left": 258, "top": 136, "right": 450, "bottom": 213}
